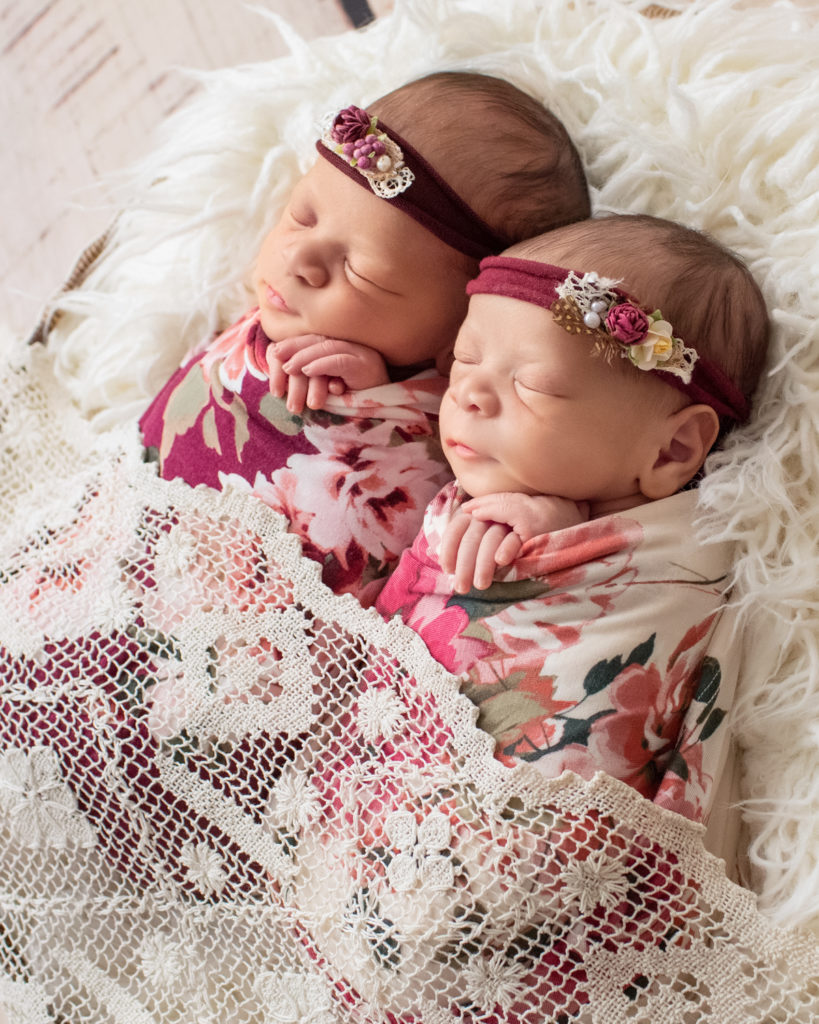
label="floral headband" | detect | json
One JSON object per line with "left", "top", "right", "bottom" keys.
{"left": 316, "top": 105, "right": 506, "bottom": 260}
{"left": 466, "top": 256, "right": 750, "bottom": 422}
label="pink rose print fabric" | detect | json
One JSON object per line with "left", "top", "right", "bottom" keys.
{"left": 139, "top": 309, "right": 452, "bottom": 598}
{"left": 376, "top": 482, "right": 734, "bottom": 822}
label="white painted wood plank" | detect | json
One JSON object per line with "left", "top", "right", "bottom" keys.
{"left": 0, "top": 0, "right": 359, "bottom": 339}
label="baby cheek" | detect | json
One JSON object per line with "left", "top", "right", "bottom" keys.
{"left": 256, "top": 226, "right": 283, "bottom": 268}
{"left": 252, "top": 248, "right": 268, "bottom": 288}
{"left": 437, "top": 391, "right": 457, "bottom": 431}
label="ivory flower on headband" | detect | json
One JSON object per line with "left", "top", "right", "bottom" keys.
{"left": 320, "top": 105, "right": 414, "bottom": 199}
{"left": 553, "top": 270, "right": 698, "bottom": 383}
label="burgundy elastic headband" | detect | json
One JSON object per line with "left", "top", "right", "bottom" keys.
{"left": 467, "top": 256, "right": 750, "bottom": 423}
{"left": 316, "top": 105, "right": 506, "bottom": 261}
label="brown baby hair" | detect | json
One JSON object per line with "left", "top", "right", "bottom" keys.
{"left": 369, "top": 71, "right": 591, "bottom": 249}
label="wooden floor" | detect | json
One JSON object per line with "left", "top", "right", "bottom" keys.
{"left": 0, "top": 0, "right": 390, "bottom": 340}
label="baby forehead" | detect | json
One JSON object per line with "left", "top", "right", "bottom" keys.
{"left": 460, "top": 294, "right": 641, "bottom": 372}
{"left": 460, "top": 291, "right": 563, "bottom": 340}
{"left": 297, "top": 160, "right": 471, "bottom": 270}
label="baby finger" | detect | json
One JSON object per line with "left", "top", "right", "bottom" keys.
{"left": 473, "top": 523, "right": 513, "bottom": 589}
{"left": 285, "top": 372, "right": 310, "bottom": 414}
{"left": 454, "top": 517, "right": 493, "bottom": 593}
{"left": 440, "top": 514, "right": 474, "bottom": 575}
{"left": 305, "top": 375, "right": 330, "bottom": 410}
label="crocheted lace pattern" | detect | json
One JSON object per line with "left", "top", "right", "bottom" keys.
{"left": 2, "top": 346, "right": 819, "bottom": 1023}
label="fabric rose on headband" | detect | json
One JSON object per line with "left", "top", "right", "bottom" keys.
{"left": 331, "top": 106, "right": 372, "bottom": 143}
{"left": 331, "top": 107, "right": 390, "bottom": 171}
{"left": 605, "top": 303, "right": 650, "bottom": 345}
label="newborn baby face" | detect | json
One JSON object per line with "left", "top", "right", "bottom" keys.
{"left": 254, "top": 158, "right": 474, "bottom": 373}
{"left": 441, "top": 292, "right": 664, "bottom": 516}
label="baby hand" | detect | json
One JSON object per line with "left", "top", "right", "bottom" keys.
{"left": 440, "top": 513, "right": 518, "bottom": 593}
{"left": 264, "top": 339, "right": 313, "bottom": 414}
{"left": 267, "top": 334, "right": 389, "bottom": 413}
{"left": 441, "top": 492, "right": 589, "bottom": 593}
{"left": 462, "top": 493, "right": 590, "bottom": 550}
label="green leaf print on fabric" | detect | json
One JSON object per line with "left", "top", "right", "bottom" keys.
{"left": 694, "top": 656, "right": 721, "bottom": 715}
{"left": 665, "top": 749, "right": 690, "bottom": 781}
{"left": 698, "top": 707, "right": 726, "bottom": 743}
{"left": 257, "top": 392, "right": 305, "bottom": 437}
{"left": 507, "top": 709, "right": 616, "bottom": 763}
{"left": 447, "top": 577, "right": 553, "bottom": 623}
{"left": 209, "top": 373, "right": 250, "bottom": 461}
{"left": 472, "top": 674, "right": 544, "bottom": 736}
{"left": 158, "top": 363, "right": 211, "bottom": 464}
{"left": 693, "top": 655, "right": 726, "bottom": 743}
{"left": 582, "top": 634, "right": 656, "bottom": 695}
{"left": 202, "top": 407, "right": 221, "bottom": 454}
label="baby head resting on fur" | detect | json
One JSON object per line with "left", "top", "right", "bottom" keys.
{"left": 255, "top": 70, "right": 591, "bottom": 412}
{"left": 436, "top": 213, "right": 770, "bottom": 591}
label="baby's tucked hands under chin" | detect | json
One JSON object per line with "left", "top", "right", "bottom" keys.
{"left": 265, "top": 334, "right": 390, "bottom": 413}
{"left": 441, "top": 491, "right": 590, "bottom": 593}
{"left": 462, "top": 492, "right": 590, "bottom": 539}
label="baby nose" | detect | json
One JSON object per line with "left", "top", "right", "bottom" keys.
{"left": 450, "top": 370, "right": 498, "bottom": 416}
{"left": 284, "top": 239, "right": 329, "bottom": 288}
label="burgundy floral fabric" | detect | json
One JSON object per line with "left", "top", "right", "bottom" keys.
{"left": 139, "top": 309, "right": 453, "bottom": 599}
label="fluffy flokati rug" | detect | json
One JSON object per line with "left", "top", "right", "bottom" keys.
{"left": 2, "top": 0, "right": 819, "bottom": 1018}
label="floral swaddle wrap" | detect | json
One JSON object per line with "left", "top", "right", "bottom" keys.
{"left": 139, "top": 308, "right": 452, "bottom": 599}
{"left": 376, "top": 482, "right": 733, "bottom": 822}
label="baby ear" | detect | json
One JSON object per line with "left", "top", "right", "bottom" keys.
{"left": 640, "top": 404, "right": 721, "bottom": 500}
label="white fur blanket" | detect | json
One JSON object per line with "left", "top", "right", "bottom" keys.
{"left": 2, "top": 0, "right": 819, "bottom": 1016}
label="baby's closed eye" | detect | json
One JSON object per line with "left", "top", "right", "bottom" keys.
{"left": 288, "top": 203, "right": 315, "bottom": 227}
{"left": 514, "top": 373, "right": 568, "bottom": 397}
{"left": 451, "top": 348, "right": 479, "bottom": 366}
{"left": 344, "top": 257, "right": 401, "bottom": 296}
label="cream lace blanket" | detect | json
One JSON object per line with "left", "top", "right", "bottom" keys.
{"left": 1, "top": 332, "right": 818, "bottom": 1023}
